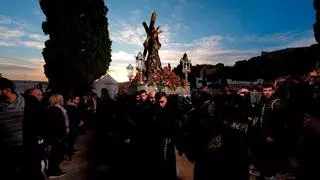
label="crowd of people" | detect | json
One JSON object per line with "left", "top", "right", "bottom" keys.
{"left": 1, "top": 68, "right": 320, "bottom": 180}
{"left": 0, "top": 77, "right": 97, "bottom": 179}
{"left": 88, "top": 70, "right": 320, "bottom": 180}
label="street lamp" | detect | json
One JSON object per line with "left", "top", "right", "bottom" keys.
{"left": 181, "top": 52, "right": 191, "bottom": 83}
{"left": 135, "top": 52, "right": 145, "bottom": 84}
{"left": 127, "top": 64, "right": 134, "bottom": 82}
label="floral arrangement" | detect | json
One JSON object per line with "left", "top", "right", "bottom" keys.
{"left": 130, "top": 66, "right": 187, "bottom": 91}
{"left": 149, "top": 66, "right": 187, "bottom": 91}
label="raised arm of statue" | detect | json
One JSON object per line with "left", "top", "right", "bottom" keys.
{"left": 149, "top": 11, "right": 157, "bottom": 30}
{"left": 143, "top": 36, "right": 150, "bottom": 48}
{"left": 142, "top": 22, "right": 149, "bottom": 34}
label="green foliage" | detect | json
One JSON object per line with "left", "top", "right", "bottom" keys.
{"left": 40, "top": 0, "right": 112, "bottom": 96}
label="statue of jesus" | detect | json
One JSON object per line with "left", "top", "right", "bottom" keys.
{"left": 142, "top": 11, "right": 162, "bottom": 80}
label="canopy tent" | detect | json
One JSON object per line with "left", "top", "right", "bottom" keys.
{"left": 93, "top": 74, "right": 118, "bottom": 99}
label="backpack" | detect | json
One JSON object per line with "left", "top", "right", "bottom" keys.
{"left": 271, "top": 98, "right": 282, "bottom": 110}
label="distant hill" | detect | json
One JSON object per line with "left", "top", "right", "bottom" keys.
{"left": 174, "top": 44, "right": 320, "bottom": 82}
{"left": 231, "top": 44, "right": 320, "bottom": 80}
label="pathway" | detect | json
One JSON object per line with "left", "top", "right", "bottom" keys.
{"left": 53, "top": 132, "right": 91, "bottom": 180}
{"left": 53, "top": 131, "right": 263, "bottom": 180}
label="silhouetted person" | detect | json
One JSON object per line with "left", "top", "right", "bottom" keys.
{"left": 0, "top": 78, "right": 25, "bottom": 180}
{"left": 254, "top": 82, "right": 286, "bottom": 179}
{"left": 23, "top": 88, "right": 46, "bottom": 179}
{"left": 46, "top": 94, "right": 68, "bottom": 178}
{"left": 64, "top": 95, "right": 82, "bottom": 161}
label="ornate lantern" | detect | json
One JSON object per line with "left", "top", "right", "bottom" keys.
{"left": 126, "top": 64, "right": 134, "bottom": 82}
{"left": 135, "top": 52, "right": 145, "bottom": 84}
{"left": 181, "top": 53, "right": 191, "bottom": 83}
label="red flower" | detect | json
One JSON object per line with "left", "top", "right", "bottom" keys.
{"left": 148, "top": 68, "right": 185, "bottom": 89}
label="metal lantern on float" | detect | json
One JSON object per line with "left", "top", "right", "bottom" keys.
{"left": 135, "top": 52, "right": 145, "bottom": 84}
{"left": 126, "top": 64, "right": 134, "bottom": 82}
{"left": 181, "top": 52, "right": 191, "bottom": 82}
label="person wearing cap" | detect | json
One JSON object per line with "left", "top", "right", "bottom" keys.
{"left": 0, "top": 77, "right": 25, "bottom": 179}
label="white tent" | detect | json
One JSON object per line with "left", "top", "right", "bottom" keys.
{"left": 93, "top": 74, "right": 118, "bottom": 99}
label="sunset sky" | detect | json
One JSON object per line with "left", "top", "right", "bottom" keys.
{"left": 0, "top": 0, "right": 317, "bottom": 82}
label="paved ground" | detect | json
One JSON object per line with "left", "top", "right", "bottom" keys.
{"left": 54, "top": 133, "right": 91, "bottom": 180}
{"left": 55, "top": 132, "right": 195, "bottom": 180}
{"left": 53, "top": 132, "right": 263, "bottom": 180}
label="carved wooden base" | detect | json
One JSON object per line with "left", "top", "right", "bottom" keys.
{"left": 125, "top": 84, "right": 190, "bottom": 95}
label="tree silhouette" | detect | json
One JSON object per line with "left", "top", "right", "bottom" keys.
{"left": 315, "top": 0, "right": 320, "bottom": 43}
{"left": 40, "top": 0, "right": 112, "bottom": 96}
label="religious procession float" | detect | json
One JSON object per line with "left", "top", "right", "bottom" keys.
{"left": 124, "top": 11, "right": 191, "bottom": 96}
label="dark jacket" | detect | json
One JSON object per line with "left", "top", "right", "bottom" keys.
{"left": 64, "top": 104, "right": 81, "bottom": 133}
{"left": 131, "top": 101, "right": 153, "bottom": 143}
{"left": 0, "top": 95, "right": 25, "bottom": 148}
{"left": 23, "top": 95, "right": 45, "bottom": 145}
{"left": 186, "top": 97, "right": 221, "bottom": 162}
{"left": 154, "top": 103, "right": 177, "bottom": 140}
{"left": 260, "top": 97, "right": 286, "bottom": 141}
{"left": 137, "top": 103, "right": 177, "bottom": 180}
{"left": 46, "top": 105, "right": 67, "bottom": 144}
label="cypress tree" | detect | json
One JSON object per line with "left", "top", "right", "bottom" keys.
{"left": 40, "top": 0, "right": 112, "bottom": 96}
{"left": 314, "top": 0, "right": 320, "bottom": 43}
